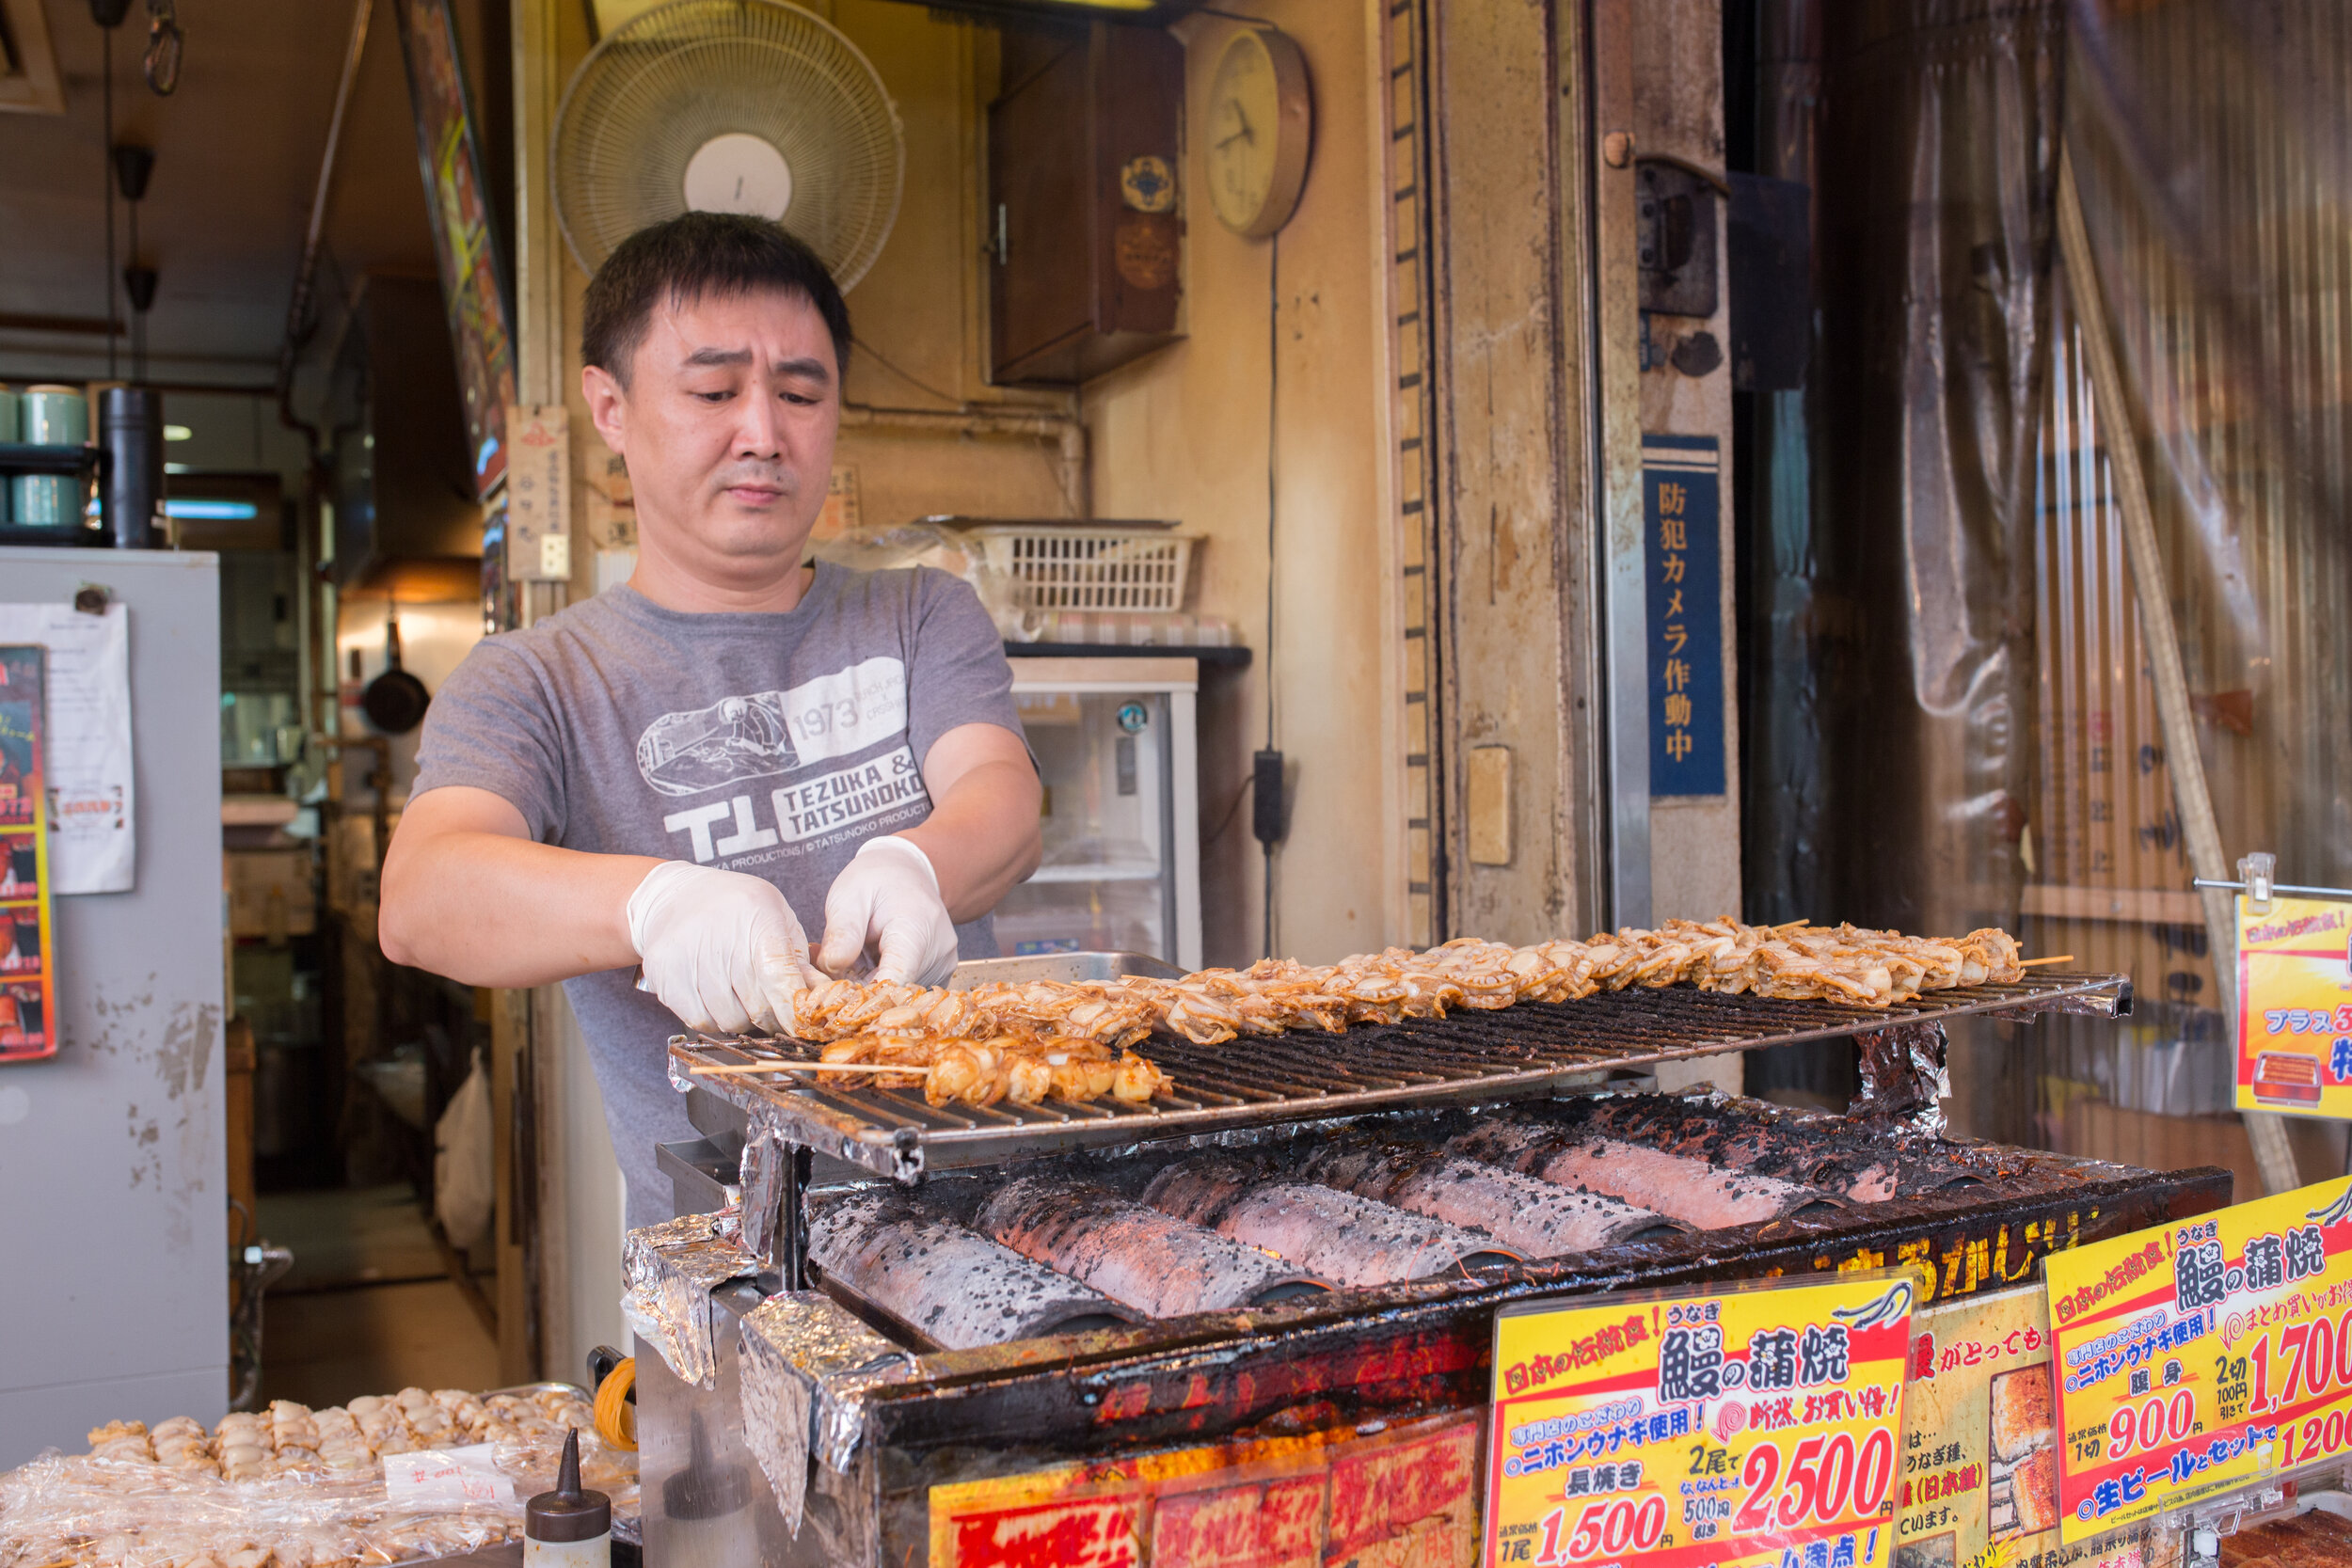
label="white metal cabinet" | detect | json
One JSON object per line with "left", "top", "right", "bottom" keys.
{"left": 0, "top": 549, "right": 227, "bottom": 1464}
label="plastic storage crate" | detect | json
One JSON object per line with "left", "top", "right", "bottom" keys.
{"left": 969, "top": 526, "right": 1197, "bottom": 611}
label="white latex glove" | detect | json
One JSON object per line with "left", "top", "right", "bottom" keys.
{"left": 626, "top": 861, "right": 813, "bottom": 1035}
{"left": 817, "top": 835, "right": 961, "bottom": 987}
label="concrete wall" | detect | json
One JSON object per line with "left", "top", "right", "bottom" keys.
{"left": 1420, "top": 0, "right": 1609, "bottom": 946}
{"left": 1089, "top": 1, "right": 1403, "bottom": 966}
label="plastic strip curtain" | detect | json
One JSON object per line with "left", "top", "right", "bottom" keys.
{"left": 1741, "top": 0, "right": 2350, "bottom": 1178}
{"left": 2007, "top": 0, "right": 2352, "bottom": 1189}
{"left": 1742, "top": 0, "right": 2063, "bottom": 1111}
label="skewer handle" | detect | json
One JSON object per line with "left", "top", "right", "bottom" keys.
{"left": 2016, "top": 955, "right": 2076, "bottom": 968}
{"left": 688, "top": 1060, "right": 933, "bottom": 1076}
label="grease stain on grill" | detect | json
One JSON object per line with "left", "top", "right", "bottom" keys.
{"left": 1295, "top": 1133, "right": 1683, "bottom": 1255}
{"left": 977, "top": 1174, "right": 1330, "bottom": 1317}
{"left": 808, "top": 1190, "right": 1136, "bottom": 1351}
{"left": 1139, "top": 1155, "right": 1522, "bottom": 1286}
{"left": 1449, "top": 1117, "right": 1839, "bottom": 1228}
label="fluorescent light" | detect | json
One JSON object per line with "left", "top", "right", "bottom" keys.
{"left": 165, "top": 463, "right": 191, "bottom": 474}
{"left": 164, "top": 499, "right": 259, "bottom": 520}
{"left": 164, "top": 424, "right": 193, "bottom": 441}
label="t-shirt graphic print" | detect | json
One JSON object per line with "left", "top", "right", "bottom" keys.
{"left": 645, "top": 660, "right": 934, "bottom": 868}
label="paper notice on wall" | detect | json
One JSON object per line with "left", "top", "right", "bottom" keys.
{"left": 0, "top": 603, "right": 133, "bottom": 895}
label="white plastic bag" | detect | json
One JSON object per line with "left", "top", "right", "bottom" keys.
{"left": 434, "top": 1049, "right": 495, "bottom": 1253}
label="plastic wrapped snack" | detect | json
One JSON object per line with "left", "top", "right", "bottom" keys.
{"left": 0, "top": 1384, "right": 631, "bottom": 1568}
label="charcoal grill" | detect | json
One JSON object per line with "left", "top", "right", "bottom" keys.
{"left": 670, "top": 970, "right": 2132, "bottom": 1182}
{"left": 638, "top": 967, "right": 2222, "bottom": 1568}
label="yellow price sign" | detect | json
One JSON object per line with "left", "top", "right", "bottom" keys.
{"left": 2045, "top": 1175, "right": 2352, "bottom": 1540}
{"left": 1486, "top": 1271, "right": 1918, "bottom": 1568}
{"left": 2233, "top": 895, "right": 2352, "bottom": 1116}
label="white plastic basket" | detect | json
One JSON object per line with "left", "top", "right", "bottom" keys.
{"left": 968, "top": 527, "right": 1198, "bottom": 612}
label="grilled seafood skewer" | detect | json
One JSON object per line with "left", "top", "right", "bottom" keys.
{"left": 761, "top": 920, "right": 2029, "bottom": 1068}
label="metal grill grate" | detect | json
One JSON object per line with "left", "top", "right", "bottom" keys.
{"left": 673, "top": 973, "right": 2130, "bottom": 1180}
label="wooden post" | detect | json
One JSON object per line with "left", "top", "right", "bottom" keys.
{"left": 2054, "top": 148, "right": 2298, "bottom": 1196}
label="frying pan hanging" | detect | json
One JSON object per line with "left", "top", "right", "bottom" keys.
{"left": 361, "top": 612, "right": 430, "bottom": 734}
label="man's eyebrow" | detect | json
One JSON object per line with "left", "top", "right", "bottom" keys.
{"left": 677, "top": 347, "right": 832, "bottom": 385}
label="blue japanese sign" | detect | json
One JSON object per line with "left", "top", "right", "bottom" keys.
{"left": 1643, "top": 435, "right": 1724, "bottom": 798}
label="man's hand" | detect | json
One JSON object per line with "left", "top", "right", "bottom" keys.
{"left": 817, "top": 836, "right": 961, "bottom": 986}
{"left": 628, "top": 861, "right": 815, "bottom": 1033}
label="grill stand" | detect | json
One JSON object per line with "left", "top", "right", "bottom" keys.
{"left": 690, "top": 974, "right": 2136, "bottom": 1305}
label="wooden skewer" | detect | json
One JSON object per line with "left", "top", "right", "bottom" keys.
{"left": 689, "top": 1059, "right": 933, "bottom": 1077}
{"left": 2017, "top": 955, "right": 2077, "bottom": 968}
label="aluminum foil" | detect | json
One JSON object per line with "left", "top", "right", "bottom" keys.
{"left": 737, "top": 1107, "right": 794, "bottom": 1271}
{"left": 1851, "top": 1021, "right": 1950, "bottom": 1135}
{"left": 736, "top": 1292, "right": 913, "bottom": 1538}
{"left": 619, "top": 1211, "right": 759, "bottom": 1390}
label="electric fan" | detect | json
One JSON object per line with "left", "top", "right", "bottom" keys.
{"left": 551, "top": 0, "right": 905, "bottom": 288}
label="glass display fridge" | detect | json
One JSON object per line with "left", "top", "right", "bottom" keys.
{"left": 995, "top": 656, "right": 1201, "bottom": 971}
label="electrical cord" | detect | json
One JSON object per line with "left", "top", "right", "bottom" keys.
{"left": 1262, "top": 229, "right": 1279, "bottom": 959}
{"left": 851, "top": 334, "right": 965, "bottom": 407}
{"left": 103, "top": 24, "right": 117, "bottom": 381}
{"left": 1203, "top": 770, "right": 1255, "bottom": 846}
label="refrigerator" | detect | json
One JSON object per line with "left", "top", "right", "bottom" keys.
{"left": 0, "top": 549, "right": 227, "bottom": 1464}
{"left": 997, "top": 656, "right": 1201, "bottom": 972}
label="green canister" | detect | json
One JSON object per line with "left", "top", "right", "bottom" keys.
{"left": 21, "top": 385, "right": 87, "bottom": 447}
{"left": 0, "top": 386, "right": 15, "bottom": 521}
{"left": 13, "top": 386, "right": 90, "bottom": 528}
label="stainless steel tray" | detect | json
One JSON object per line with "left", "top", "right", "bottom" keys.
{"left": 943, "top": 951, "right": 1183, "bottom": 988}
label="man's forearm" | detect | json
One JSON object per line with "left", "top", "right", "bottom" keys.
{"left": 379, "top": 832, "right": 660, "bottom": 988}
{"left": 899, "top": 759, "right": 1043, "bottom": 923}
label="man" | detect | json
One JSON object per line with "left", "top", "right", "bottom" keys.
{"left": 380, "top": 213, "right": 1042, "bottom": 1226}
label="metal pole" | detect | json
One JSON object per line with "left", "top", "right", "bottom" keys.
{"left": 2055, "top": 147, "right": 2298, "bottom": 1195}
{"left": 277, "top": 0, "right": 373, "bottom": 455}
{"left": 1587, "top": 0, "right": 1651, "bottom": 930}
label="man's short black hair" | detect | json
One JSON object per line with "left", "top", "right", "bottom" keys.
{"left": 581, "top": 212, "right": 852, "bottom": 387}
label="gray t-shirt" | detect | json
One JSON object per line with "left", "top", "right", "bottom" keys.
{"left": 411, "top": 565, "right": 1025, "bottom": 1228}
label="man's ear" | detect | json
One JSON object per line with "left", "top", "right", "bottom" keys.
{"left": 581, "top": 363, "right": 628, "bottom": 456}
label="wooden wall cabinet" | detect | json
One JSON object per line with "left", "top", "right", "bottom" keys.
{"left": 988, "top": 23, "right": 1184, "bottom": 386}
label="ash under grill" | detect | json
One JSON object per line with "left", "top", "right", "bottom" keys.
{"left": 673, "top": 972, "right": 2128, "bottom": 1180}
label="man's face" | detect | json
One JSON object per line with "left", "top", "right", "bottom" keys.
{"left": 582, "top": 285, "right": 839, "bottom": 584}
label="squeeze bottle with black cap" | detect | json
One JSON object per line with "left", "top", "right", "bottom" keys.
{"left": 525, "top": 1429, "right": 611, "bottom": 1566}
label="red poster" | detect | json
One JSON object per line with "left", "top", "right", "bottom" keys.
{"left": 0, "top": 646, "right": 58, "bottom": 1060}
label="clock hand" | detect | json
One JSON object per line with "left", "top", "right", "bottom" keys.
{"left": 1215, "top": 122, "right": 1256, "bottom": 150}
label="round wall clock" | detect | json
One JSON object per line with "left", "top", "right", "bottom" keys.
{"left": 1204, "top": 25, "right": 1311, "bottom": 238}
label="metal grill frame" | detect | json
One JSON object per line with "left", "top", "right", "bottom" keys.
{"left": 671, "top": 971, "right": 2129, "bottom": 1182}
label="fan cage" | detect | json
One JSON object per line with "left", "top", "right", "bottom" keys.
{"left": 551, "top": 0, "right": 905, "bottom": 291}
